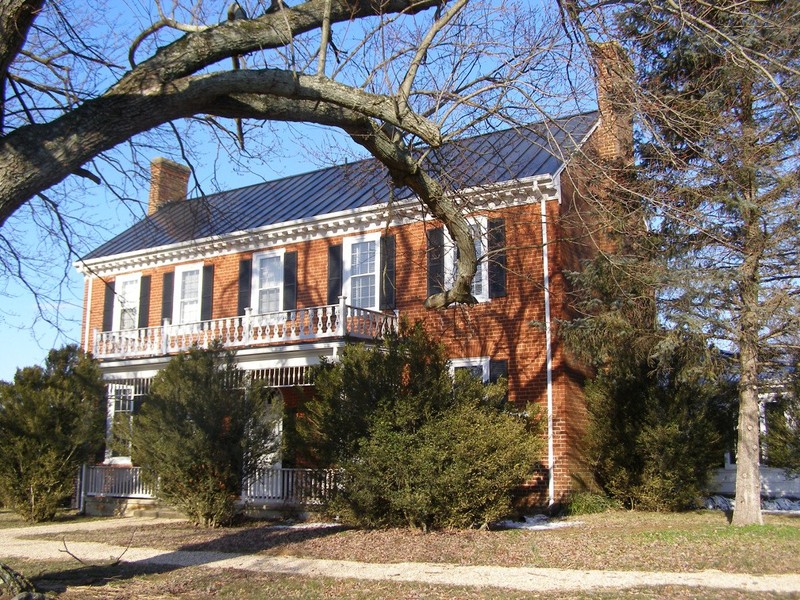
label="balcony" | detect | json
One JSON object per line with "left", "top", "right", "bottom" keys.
{"left": 93, "top": 297, "right": 397, "bottom": 360}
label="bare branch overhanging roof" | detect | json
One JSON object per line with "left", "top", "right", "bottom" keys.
{"left": 83, "top": 111, "right": 599, "bottom": 261}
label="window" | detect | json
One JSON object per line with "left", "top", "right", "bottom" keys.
{"left": 444, "top": 218, "right": 489, "bottom": 303}
{"left": 113, "top": 274, "right": 141, "bottom": 330}
{"left": 108, "top": 384, "right": 135, "bottom": 459}
{"left": 344, "top": 233, "right": 381, "bottom": 310}
{"left": 451, "top": 357, "right": 490, "bottom": 382}
{"left": 251, "top": 250, "right": 284, "bottom": 314}
{"left": 173, "top": 263, "right": 203, "bottom": 324}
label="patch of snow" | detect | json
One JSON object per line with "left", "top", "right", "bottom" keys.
{"left": 704, "top": 494, "right": 800, "bottom": 513}
{"left": 495, "top": 515, "right": 582, "bottom": 530}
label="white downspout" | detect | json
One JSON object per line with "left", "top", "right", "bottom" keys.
{"left": 537, "top": 182, "right": 555, "bottom": 507}
{"left": 83, "top": 276, "right": 93, "bottom": 352}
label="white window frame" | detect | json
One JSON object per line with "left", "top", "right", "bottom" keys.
{"left": 344, "top": 232, "right": 382, "bottom": 311}
{"left": 112, "top": 273, "right": 141, "bottom": 331}
{"left": 450, "top": 356, "right": 490, "bottom": 382}
{"left": 444, "top": 216, "right": 489, "bottom": 303}
{"left": 251, "top": 249, "right": 285, "bottom": 315}
{"left": 173, "top": 262, "right": 204, "bottom": 325}
{"left": 106, "top": 383, "right": 135, "bottom": 462}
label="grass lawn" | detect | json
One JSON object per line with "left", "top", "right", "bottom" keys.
{"left": 1, "top": 509, "right": 799, "bottom": 598}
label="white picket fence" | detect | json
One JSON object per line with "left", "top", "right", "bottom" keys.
{"left": 78, "top": 465, "right": 339, "bottom": 509}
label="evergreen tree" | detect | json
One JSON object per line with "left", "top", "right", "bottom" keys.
{"left": 0, "top": 345, "right": 105, "bottom": 522}
{"left": 614, "top": 0, "right": 800, "bottom": 525}
{"left": 297, "top": 320, "right": 542, "bottom": 529}
{"left": 131, "top": 345, "right": 280, "bottom": 527}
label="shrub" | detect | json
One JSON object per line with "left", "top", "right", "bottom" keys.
{"left": 338, "top": 398, "right": 541, "bottom": 529}
{"left": 131, "top": 345, "right": 280, "bottom": 527}
{"left": 0, "top": 346, "right": 105, "bottom": 522}
{"left": 585, "top": 336, "right": 736, "bottom": 511}
{"left": 298, "top": 321, "right": 543, "bottom": 529}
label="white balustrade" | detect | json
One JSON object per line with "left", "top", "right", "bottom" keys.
{"left": 93, "top": 301, "right": 398, "bottom": 359}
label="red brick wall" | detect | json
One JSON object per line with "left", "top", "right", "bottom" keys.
{"left": 83, "top": 176, "right": 609, "bottom": 503}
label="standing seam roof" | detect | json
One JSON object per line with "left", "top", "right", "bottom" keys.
{"left": 83, "top": 111, "right": 598, "bottom": 261}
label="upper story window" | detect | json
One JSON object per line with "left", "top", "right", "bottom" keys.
{"left": 427, "top": 217, "right": 506, "bottom": 302}
{"left": 344, "top": 233, "right": 381, "bottom": 310}
{"left": 252, "top": 250, "right": 285, "bottom": 314}
{"left": 174, "top": 263, "right": 203, "bottom": 324}
{"left": 444, "top": 218, "right": 488, "bottom": 303}
{"left": 113, "top": 274, "right": 141, "bottom": 331}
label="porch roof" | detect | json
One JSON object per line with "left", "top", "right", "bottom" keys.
{"left": 84, "top": 111, "right": 598, "bottom": 260}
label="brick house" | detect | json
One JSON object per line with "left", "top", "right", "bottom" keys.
{"left": 76, "top": 57, "right": 629, "bottom": 505}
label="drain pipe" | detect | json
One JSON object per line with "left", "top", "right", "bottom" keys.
{"left": 536, "top": 181, "right": 556, "bottom": 507}
{"left": 83, "top": 276, "right": 93, "bottom": 352}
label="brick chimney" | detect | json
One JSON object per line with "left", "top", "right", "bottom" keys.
{"left": 592, "top": 42, "right": 634, "bottom": 164}
{"left": 148, "top": 157, "right": 191, "bottom": 215}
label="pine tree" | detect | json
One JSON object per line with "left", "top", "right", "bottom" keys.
{"left": 616, "top": 1, "right": 800, "bottom": 524}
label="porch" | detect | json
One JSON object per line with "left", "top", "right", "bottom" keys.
{"left": 93, "top": 297, "right": 397, "bottom": 360}
{"left": 77, "top": 465, "right": 340, "bottom": 516}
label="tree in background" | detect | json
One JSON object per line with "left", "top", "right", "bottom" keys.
{"left": 563, "top": 0, "right": 800, "bottom": 525}
{"left": 131, "top": 344, "right": 280, "bottom": 527}
{"left": 297, "top": 321, "right": 542, "bottom": 529}
{"left": 0, "top": 345, "right": 104, "bottom": 521}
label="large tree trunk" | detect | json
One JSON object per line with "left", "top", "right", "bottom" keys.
{"left": 733, "top": 338, "right": 763, "bottom": 525}
{"left": 732, "top": 172, "right": 763, "bottom": 526}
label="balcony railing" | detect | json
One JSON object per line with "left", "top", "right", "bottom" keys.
{"left": 93, "top": 297, "right": 397, "bottom": 359}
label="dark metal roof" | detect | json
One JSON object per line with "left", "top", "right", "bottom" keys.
{"left": 84, "top": 111, "right": 598, "bottom": 260}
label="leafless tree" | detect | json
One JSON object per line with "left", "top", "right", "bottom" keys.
{"left": 0, "top": 0, "right": 575, "bottom": 319}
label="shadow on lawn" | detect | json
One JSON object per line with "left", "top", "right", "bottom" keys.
{"left": 29, "top": 521, "right": 348, "bottom": 594}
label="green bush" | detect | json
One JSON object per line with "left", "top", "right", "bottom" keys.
{"left": 0, "top": 346, "right": 105, "bottom": 522}
{"left": 338, "top": 398, "right": 541, "bottom": 529}
{"left": 298, "top": 321, "right": 542, "bottom": 529}
{"left": 763, "top": 379, "right": 800, "bottom": 473}
{"left": 131, "top": 345, "right": 280, "bottom": 527}
{"left": 585, "top": 336, "right": 736, "bottom": 511}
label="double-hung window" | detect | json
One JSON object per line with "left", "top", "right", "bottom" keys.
{"left": 174, "top": 263, "right": 203, "bottom": 324}
{"left": 444, "top": 217, "right": 489, "bottom": 303}
{"left": 113, "top": 274, "right": 141, "bottom": 331}
{"left": 251, "top": 250, "right": 284, "bottom": 314}
{"left": 344, "top": 233, "right": 381, "bottom": 310}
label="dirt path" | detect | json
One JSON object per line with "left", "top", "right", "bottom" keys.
{"left": 2, "top": 519, "right": 799, "bottom": 594}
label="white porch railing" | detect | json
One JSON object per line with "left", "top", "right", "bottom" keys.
{"left": 79, "top": 465, "right": 339, "bottom": 506}
{"left": 243, "top": 468, "right": 340, "bottom": 505}
{"left": 82, "top": 464, "right": 156, "bottom": 499}
{"left": 93, "top": 297, "right": 397, "bottom": 359}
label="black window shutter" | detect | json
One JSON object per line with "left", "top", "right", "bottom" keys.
{"left": 137, "top": 275, "right": 151, "bottom": 329}
{"left": 427, "top": 227, "right": 444, "bottom": 296}
{"left": 327, "top": 244, "right": 343, "bottom": 305}
{"left": 488, "top": 218, "right": 507, "bottom": 299}
{"left": 201, "top": 264, "right": 214, "bottom": 321}
{"left": 102, "top": 281, "right": 115, "bottom": 332}
{"left": 161, "top": 271, "right": 174, "bottom": 322}
{"left": 489, "top": 358, "right": 509, "bottom": 402}
{"left": 237, "top": 258, "right": 252, "bottom": 315}
{"left": 283, "top": 251, "right": 298, "bottom": 311}
{"left": 489, "top": 359, "right": 508, "bottom": 383}
{"left": 380, "top": 235, "right": 396, "bottom": 310}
